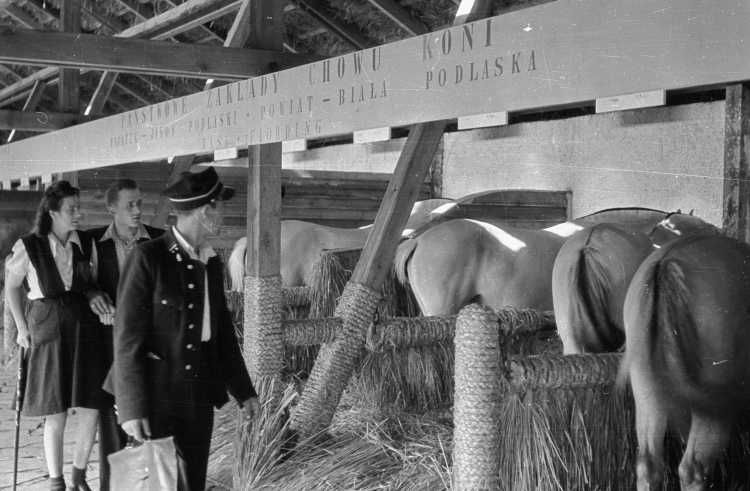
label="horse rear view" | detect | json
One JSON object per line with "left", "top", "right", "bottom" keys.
{"left": 552, "top": 224, "right": 654, "bottom": 354}
{"left": 553, "top": 212, "right": 720, "bottom": 354}
{"left": 620, "top": 235, "right": 750, "bottom": 491}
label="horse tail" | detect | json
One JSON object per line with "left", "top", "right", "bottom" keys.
{"left": 228, "top": 237, "right": 247, "bottom": 292}
{"left": 394, "top": 238, "right": 419, "bottom": 286}
{"left": 617, "top": 247, "right": 700, "bottom": 393}
{"left": 652, "top": 257, "right": 702, "bottom": 393}
{"left": 568, "top": 227, "right": 619, "bottom": 351}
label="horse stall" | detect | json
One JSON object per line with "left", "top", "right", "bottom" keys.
{"left": 2, "top": 0, "right": 750, "bottom": 490}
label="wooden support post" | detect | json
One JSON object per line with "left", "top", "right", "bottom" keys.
{"left": 149, "top": 156, "right": 195, "bottom": 228}
{"left": 291, "top": 0, "right": 495, "bottom": 437}
{"left": 243, "top": 0, "right": 285, "bottom": 406}
{"left": 58, "top": 0, "right": 81, "bottom": 113}
{"left": 723, "top": 83, "right": 750, "bottom": 243}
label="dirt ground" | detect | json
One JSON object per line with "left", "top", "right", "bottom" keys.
{"left": 0, "top": 354, "right": 103, "bottom": 491}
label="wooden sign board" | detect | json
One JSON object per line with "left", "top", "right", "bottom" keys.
{"left": 1, "top": 0, "right": 750, "bottom": 180}
{"left": 282, "top": 139, "right": 307, "bottom": 153}
{"left": 353, "top": 127, "right": 391, "bottom": 144}
{"left": 596, "top": 90, "right": 666, "bottom": 114}
{"left": 458, "top": 111, "right": 508, "bottom": 130}
{"left": 214, "top": 146, "right": 239, "bottom": 161}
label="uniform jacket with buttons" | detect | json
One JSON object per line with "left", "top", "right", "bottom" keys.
{"left": 111, "top": 228, "right": 256, "bottom": 423}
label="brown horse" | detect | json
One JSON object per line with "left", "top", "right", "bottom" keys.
{"left": 553, "top": 212, "right": 720, "bottom": 354}
{"left": 619, "top": 234, "right": 750, "bottom": 491}
{"left": 394, "top": 209, "right": 714, "bottom": 316}
{"left": 395, "top": 218, "right": 568, "bottom": 315}
{"left": 228, "top": 198, "right": 453, "bottom": 289}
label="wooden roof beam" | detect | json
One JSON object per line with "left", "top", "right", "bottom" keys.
{"left": 112, "top": 79, "right": 158, "bottom": 106}
{"left": 6, "top": 79, "right": 46, "bottom": 141}
{"left": 58, "top": 0, "right": 80, "bottom": 114}
{"left": 297, "top": 0, "right": 376, "bottom": 50}
{"left": 0, "top": 27, "right": 322, "bottom": 80}
{"left": 161, "top": 0, "right": 224, "bottom": 43}
{"left": 0, "top": 108, "right": 95, "bottom": 131}
{"left": 0, "top": 0, "right": 245, "bottom": 106}
{"left": 366, "top": 0, "right": 428, "bottom": 37}
{"left": 2, "top": 2, "right": 43, "bottom": 28}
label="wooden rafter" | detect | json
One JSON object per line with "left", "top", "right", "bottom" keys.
{"left": 83, "top": 1, "right": 129, "bottom": 33}
{"left": 18, "top": 0, "right": 58, "bottom": 23}
{"left": 6, "top": 79, "right": 46, "bottom": 141}
{"left": 297, "top": 0, "right": 375, "bottom": 50}
{"left": 2, "top": 3, "right": 42, "bottom": 28}
{"left": 366, "top": 0, "right": 427, "bottom": 37}
{"left": 0, "top": 27, "right": 320, "bottom": 80}
{"left": 0, "top": 108, "right": 95, "bottom": 131}
{"left": 0, "top": 0, "right": 246, "bottom": 106}
{"left": 161, "top": 0, "right": 224, "bottom": 43}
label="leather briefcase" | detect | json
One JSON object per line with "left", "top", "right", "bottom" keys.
{"left": 108, "top": 436, "right": 190, "bottom": 491}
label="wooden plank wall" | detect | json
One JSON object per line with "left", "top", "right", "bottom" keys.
{"left": 60, "top": 162, "right": 432, "bottom": 247}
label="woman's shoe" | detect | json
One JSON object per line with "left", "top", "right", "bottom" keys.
{"left": 66, "top": 466, "right": 92, "bottom": 491}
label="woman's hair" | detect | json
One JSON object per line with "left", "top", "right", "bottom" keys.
{"left": 105, "top": 178, "right": 138, "bottom": 208}
{"left": 34, "top": 180, "right": 80, "bottom": 237}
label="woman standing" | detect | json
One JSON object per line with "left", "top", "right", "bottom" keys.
{"left": 6, "top": 181, "right": 113, "bottom": 491}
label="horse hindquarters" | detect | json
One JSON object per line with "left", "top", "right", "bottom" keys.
{"left": 624, "top": 235, "right": 750, "bottom": 491}
{"left": 622, "top": 250, "right": 670, "bottom": 491}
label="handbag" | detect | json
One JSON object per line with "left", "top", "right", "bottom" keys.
{"left": 108, "top": 436, "right": 190, "bottom": 491}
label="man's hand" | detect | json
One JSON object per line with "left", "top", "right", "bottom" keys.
{"left": 122, "top": 418, "right": 151, "bottom": 442}
{"left": 88, "top": 291, "right": 115, "bottom": 318}
{"left": 241, "top": 397, "right": 261, "bottom": 423}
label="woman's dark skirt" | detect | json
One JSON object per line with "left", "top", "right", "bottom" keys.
{"left": 22, "top": 296, "right": 106, "bottom": 417}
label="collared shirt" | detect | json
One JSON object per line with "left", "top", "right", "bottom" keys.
{"left": 7, "top": 231, "right": 99, "bottom": 300}
{"left": 171, "top": 226, "right": 216, "bottom": 342}
{"left": 100, "top": 222, "right": 152, "bottom": 271}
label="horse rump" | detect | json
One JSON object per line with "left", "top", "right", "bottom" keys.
{"left": 394, "top": 237, "right": 419, "bottom": 287}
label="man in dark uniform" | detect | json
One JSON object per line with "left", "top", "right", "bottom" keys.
{"left": 87, "top": 179, "right": 165, "bottom": 491}
{"left": 111, "top": 167, "right": 259, "bottom": 491}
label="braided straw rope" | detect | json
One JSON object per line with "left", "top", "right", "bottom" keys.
{"left": 281, "top": 286, "right": 312, "bottom": 308}
{"left": 509, "top": 353, "right": 622, "bottom": 392}
{"left": 454, "top": 304, "right": 501, "bottom": 491}
{"left": 366, "top": 315, "right": 457, "bottom": 351}
{"left": 496, "top": 307, "right": 553, "bottom": 337}
{"left": 284, "top": 318, "right": 339, "bottom": 345}
{"left": 244, "top": 275, "right": 284, "bottom": 407}
{"left": 290, "top": 282, "right": 380, "bottom": 437}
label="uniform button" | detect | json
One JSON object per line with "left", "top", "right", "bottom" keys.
{"left": 188, "top": 303, "right": 194, "bottom": 309}
{"left": 189, "top": 324, "right": 195, "bottom": 329}
{"left": 185, "top": 365, "right": 192, "bottom": 370}
{"left": 187, "top": 344, "right": 193, "bottom": 349}
{"left": 187, "top": 265, "right": 194, "bottom": 269}
{"left": 162, "top": 300, "right": 167, "bottom": 305}
{"left": 188, "top": 284, "right": 195, "bottom": 289}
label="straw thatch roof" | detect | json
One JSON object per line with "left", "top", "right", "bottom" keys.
{"left": 0, "top": 0, "right": 544, "bottom": 144}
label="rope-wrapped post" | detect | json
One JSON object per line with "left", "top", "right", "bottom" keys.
{"left": 244, "top": 275, "right": 284, "bottom": 409}
{"left": 454, "top": 304, "right": 502, "bottom": 491}
{"left": 290, "top": 282, "right": 380, "bottom": 437}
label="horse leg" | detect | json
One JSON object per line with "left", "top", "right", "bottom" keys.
{"left": 631, "top": 369, "right": 668, "bottom": 491}
{"left": 678, "top": 413, "right": 732, "bottom": 491}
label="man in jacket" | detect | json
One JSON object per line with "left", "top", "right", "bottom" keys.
{"left": 111, "top": 167, "right": 259, "bottom": 491}
{"left": 88, "top": 179, "right": 165, "bottom": 491}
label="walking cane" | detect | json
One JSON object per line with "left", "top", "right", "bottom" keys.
{"left": 13, "top": 347, "right": 28, "bottom": 491}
